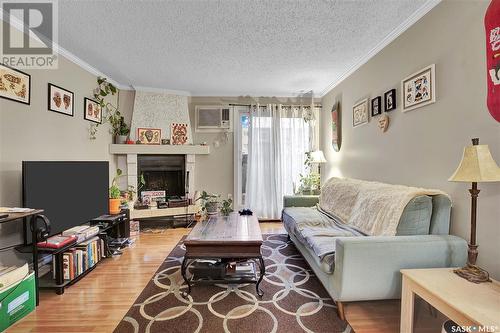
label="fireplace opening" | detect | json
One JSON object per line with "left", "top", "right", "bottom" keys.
{"left": 137, "top": 155, "right": 186, "bottom": 199}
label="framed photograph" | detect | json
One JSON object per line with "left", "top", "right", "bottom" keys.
{"left": 384, "top": 89, "right": 397, "bottom": 112}
{"left": 371, "top": 96, "right": 382, "bottom": 116}
{"left": 171, "top": 123, "right": 189, "bottom": 145}
{"left": 138, "top": 128, "right": 161, "bottom": 145}
{"left": 331, "top": 102, "right": 341, "bottom": 152}
{"left": 352, "top": 99, "right": 369, "bottom": 127}
{"left": 83, "top": 98, "right": 102, "bottom": 123}
{"left": 48, "top": 84, "right": 74, "bottom": 117}
{"left": 401, "top": 64, "right": 436, "bottom": 112}
{"left": 0, "top": 63, "right": 31, "bottom": 105}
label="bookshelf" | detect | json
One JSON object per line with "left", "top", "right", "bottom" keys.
{"left": 35, "top": 210, "right": 129, "bottom": 296}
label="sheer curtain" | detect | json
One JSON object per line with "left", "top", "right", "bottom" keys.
{"left": 246, "top": 104, "right": 312, "bottom": 219}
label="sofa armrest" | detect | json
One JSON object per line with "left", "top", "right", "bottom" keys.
{"left": 283, "top": 195, "right": 319, "bottom": 208}
{"left": 332, "top": 235, "right": 467, "bottom": 302}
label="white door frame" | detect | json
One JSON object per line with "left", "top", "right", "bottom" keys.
{"left": 233, "top": 105, "right": 249, "bottom": 210}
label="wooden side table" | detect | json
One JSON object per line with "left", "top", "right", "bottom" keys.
{"left": 400, "top": 268, "right": 500, "bottom": 332}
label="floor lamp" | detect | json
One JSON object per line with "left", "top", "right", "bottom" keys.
{"left": 448, "top": 138, "right": 500, "bottom": 283}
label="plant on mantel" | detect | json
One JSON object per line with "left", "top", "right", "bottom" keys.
{"left": 89, "top": 77, "right": 130, "bottom": 142}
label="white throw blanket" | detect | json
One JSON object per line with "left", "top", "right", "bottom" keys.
{"left": 319, "top": 178, "right": 449, "bottom": 236}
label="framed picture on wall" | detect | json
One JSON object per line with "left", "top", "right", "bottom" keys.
{"left": 384, "top": 89, "right": 397, "bottom": 112}
{"left": 331, "top": 102, "right": 341, "bottom": 152}
{"left": 0, "top": 63, "right": 31, "bottom": 105}
{"left": 138, "top": 128, "right": 161, "bottom": 145}
{"left": 352, "top": 98, "right": 369, "bottom": 127}
{"left": 48, "top": 83, "right": 74, "bottom": 117}
{"left": 371, "top": 96, "right": 382, "bottom": 116}
{"left": 83, "top": 97, "right": 102, "bottom": 123}
{"left": 401, "top": 64, "right": 436, "bottom": 112}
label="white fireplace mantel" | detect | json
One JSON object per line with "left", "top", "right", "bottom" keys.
{"left": 109, "top": 144, "right": 210, "bottom": 155}
{"left": 112, "top": 144, "right": 209, "bottom": 202}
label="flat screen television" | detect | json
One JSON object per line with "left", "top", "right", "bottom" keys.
{"left": 22, "top": 161, "right": 109, "bottom": 244}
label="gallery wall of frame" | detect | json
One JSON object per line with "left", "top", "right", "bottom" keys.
{"left": 1, "top": 62, "right": 110, "bottom": 127}
{"left": 349, "top": 64, "right": 436, "bottom": 136}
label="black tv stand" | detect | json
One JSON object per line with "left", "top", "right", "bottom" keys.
{"left": 29, "top": 210, "right": 130, "bottom": 303}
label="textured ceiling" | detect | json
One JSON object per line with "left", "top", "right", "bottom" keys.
{"left": 57, "top": 0, "right": 431, "bottom": 96}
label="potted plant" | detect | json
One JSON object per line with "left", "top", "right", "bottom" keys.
{"left": 195, "top": 191, "right": 219, "bottom": 215}
{"left": 89, "top": 77, "right": 130, "bottom": 142}
{"left": 295, "top": 152, "right": 321, "bottom": 195}
{"left": 114, "top": 116, "right": 130, "bottom": 144}
{"left": 220, "top": 198, "right": 233, "bottom": 216}
{"left": 109, "top": 168, "right": 123, "bottom": 214}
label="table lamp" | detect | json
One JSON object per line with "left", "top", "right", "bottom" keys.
{"left": 448, "top": 138, "right": 500, "bottom": 283}
{"left": 310, "top": 150, "right": 327, "bottom": 179}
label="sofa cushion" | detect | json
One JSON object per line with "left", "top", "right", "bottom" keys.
{"left": 396, "top": 195, "right": 432, "bottom": 235}
{"left": 282, "top": 207, "right": 362, "bottom": 275}
{"left": 319, "top": 177, "right": 448, "bottom": 236}
{"left": 282, "top": 207, "right": 332, "bottom": 244}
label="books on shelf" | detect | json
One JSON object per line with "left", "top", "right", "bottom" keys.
{"left": 37, "top": 235, "right": 77, "bottom": 249}
{"left": 57, "top": 237, "right": 106, "bottom": 281}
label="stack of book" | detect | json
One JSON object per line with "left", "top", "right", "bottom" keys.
{"left": 62, "top": 225, "right": 100, "bottom": 242}
{"left": 55, "top": 237, "right": 106, "bottom": 281}
{"left": 0, "top": 263, "right": 29, "bottom": 292}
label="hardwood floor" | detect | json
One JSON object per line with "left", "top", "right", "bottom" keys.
{"left": 7, "top": 222, "right": 286, "bottom": 333}
{"left": 6, "top": 222, "right": 442, "bottom": 333}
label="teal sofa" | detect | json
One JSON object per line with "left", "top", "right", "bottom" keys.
{"left": 282, "top": 185, "right": 467, "bottom": 318}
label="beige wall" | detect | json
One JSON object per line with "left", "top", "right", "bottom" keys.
{"left": 321, "top": 0, "right": 500, "bottom": 278}
{"left": 0, "top": 56, "right": 118, "bottom": 247}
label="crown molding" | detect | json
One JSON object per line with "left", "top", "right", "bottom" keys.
{"left": 0, "top": 9, "right": 129, "bottom": 90}
{"left": 319, "top": 0, "right": 441, "bottom": 97}
{"left": 56, "top": 48, "right": 131, "bottom": 90}
{"left": 132, "top": 85, "right": 191, "bottom": 96}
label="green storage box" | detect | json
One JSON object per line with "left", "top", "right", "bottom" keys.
{"left": 0, "top": 272, "right": 35, "bottom": 332}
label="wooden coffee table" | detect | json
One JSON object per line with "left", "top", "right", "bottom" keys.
{"left": 181, "top": 212, "right": 265, "bottom": 296}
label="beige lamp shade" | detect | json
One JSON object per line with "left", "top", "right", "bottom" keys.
{"left": 310, "top": 150, "right": 327, "bottom": 164}
{"left": 449, "top": 143, "right": 500, "bottom": 182}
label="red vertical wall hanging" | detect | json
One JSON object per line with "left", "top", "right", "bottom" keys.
{"left": 485, "top": 0, "right": 500, "bottom": 122}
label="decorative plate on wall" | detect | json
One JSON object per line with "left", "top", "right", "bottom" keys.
{"left": 331, "top": 102, "right": 341, "bottom": 152}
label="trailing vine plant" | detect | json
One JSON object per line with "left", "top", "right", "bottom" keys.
{"left": 89, "top": 77, "right": 129, "bottom": 140}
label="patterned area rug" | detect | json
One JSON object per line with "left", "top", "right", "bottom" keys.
{"left": 114, "top": 234, "right": 350, "bottom": 333}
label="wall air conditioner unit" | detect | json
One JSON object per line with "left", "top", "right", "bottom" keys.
{"left": 195, "top": 105, "right": 233, "bottom": 132}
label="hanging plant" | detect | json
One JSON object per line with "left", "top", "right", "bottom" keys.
{"left": 89, "top": 77, "right": 129, "bottom": 140}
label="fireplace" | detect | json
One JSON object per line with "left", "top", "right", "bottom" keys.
{"left": 137, "top": 155, "right": 186, "bottom": 199}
